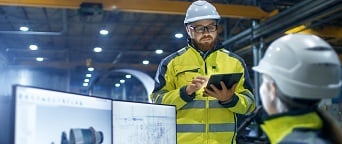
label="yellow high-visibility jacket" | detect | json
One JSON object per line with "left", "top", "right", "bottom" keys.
{"left": 260, "top": 109, "right": 329, "bottom": 144}
{"left": 151, "top": 44, "right": 255, "bottom": 144}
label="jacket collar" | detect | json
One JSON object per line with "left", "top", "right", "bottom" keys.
{"left": 260, "top": 109, "right": 323, "bottom": 144}
{"left": 187, "top": 38, "right": 223, "bottom": 58}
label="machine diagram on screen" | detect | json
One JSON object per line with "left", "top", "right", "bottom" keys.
{"left": 112, "top": 102, "right": 176, "bottom": 144}
{"left": 60, "top": 127, "right": 103, "bottom": 144}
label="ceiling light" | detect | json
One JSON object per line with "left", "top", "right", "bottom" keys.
{"left": 99, "top": 29, "right": 109, "bottom": 35}
{"left": 115, "top": 83, "right": 120, "bottom": 87}
{"left": 93, "top": 47, "right": 102, "bottom": 52}
{"left": 36, "top": 57, "right": 44, "bottom": 61}
{"left": 88, "top": 67, "right": 95, "bottom": 71}
{"left": 19, "top": 26, "right": 29, "bottom": 31}
{"left": 29, "top": 45, "right": 38, "bottom": 50}
{"left": 84, "top": 79, "right": 90, "bottom": 83}
{"left": 83, "top": 83, "right": 89, "bottom": 87}
{"left": 142, "top": 60, "right": 149, "bottom": 65}
{"left": 119, "top": 79, "right": 125, "bottom": 83}
{"left": 175, "top": 33, "right": 183, "bottom": 38}
{"left": 125, "top": 74, "right": 132, "bottom": 79}
{"left": 155, "top": 49, "right": 163, "bottom": 54}
{"left": 85, "top": 74, "right": 92, "bottom": 78}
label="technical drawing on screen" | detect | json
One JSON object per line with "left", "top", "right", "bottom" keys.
{"left": 13, "top": 85, "right": 113, "bottom": 144}
{"left": 112, "top": 101, "right": 176, "bottom": 144}
{"left": 12, "top": 85, "right": 176, "bottom": 144}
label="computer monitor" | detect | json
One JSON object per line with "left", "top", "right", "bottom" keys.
{"left": 13, "top": 85, "right": 112, "bottom": 144}
{"left": 112, "top": 100, "right": 176, "bottom": 144}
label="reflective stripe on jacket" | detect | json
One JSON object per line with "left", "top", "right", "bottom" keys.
{"left": 151, "top": 45, "right": 255, "bottom": 144}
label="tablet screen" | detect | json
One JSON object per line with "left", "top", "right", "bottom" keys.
{"left": 206, "top": 73, "right": 242, "bottom": 90}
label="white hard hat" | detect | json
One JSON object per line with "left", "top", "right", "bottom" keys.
{"left": 184, "top": 0, "right": 221, "bottom": 24}
{"left": 253, "top": 34, "right": 341, "bottom": 99}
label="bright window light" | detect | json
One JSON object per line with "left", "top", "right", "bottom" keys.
{"left": 94, "top": 47, "right": 102, "bottom": 53}
{"left": 18, "top": 70, "right": 32, "bottom": 85}
{"left": 115, "top": 83, "right": 120, "bottom": 87}
{"left": 84, "top": 79, "right": 90, "bottom": 83}
{"left": 36, "top": 57, "right": 44, "bottom": 61}
{"left": 99, "top": 29, "right": 109, "bottom": 35}
{"left": 83, "top": 83, "right": 89, "bottom": 87}
{"left": 85, "top": 74, "right": 92, "bottom": 78}
{"left": 19, "top": 26, "right": 29, "bottom": 31}
{"left": 155, "top": 49, "right": 163, "bottom": 54}
{"left": 175, "top": 33, "right": 183, "bottom": 38}
{"left": 29, "top": 45, "right": 38, "bottom": 50}
{"left": 88, "top": 67, "right": 95, "bottom": 71}
{"left": 125, "top": 74, "right": 132, "bottom": 79}
{"left": 142, "top": 60, "right": 149, "bottom": 65}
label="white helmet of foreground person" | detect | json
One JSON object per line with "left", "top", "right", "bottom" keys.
{"left": 253, "top": 34, "right": 342, "bottom": 99}
{"left": 184, "top": 0, "right": 220, "bottom": 24}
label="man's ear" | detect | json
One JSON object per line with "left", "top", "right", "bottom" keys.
{"left": 268, "top": 82, "right": 277, "bottom": 101}
{"left": 185, "top": 26, "right": 193, "bottom": 38}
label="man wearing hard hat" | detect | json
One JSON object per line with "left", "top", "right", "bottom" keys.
{"left": 253, "top": 34, "right": 342, "bottom": 144}
{"left": 151, "top": 1, "right": 255, "bottom": 143}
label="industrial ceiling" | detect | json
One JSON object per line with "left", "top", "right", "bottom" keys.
{"left": 0, "top": 0, "right": 340, "bottom": 98}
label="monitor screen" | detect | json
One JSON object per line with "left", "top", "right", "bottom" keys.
{"left": 13, "top": 85, "right": 112, "bottom": 144}
{"left": 112, "top": 101, "right": 176, "bottom": 144}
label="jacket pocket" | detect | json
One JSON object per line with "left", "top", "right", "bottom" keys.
{"left": 174, "top": 65, "right": 201, "bottom": 87}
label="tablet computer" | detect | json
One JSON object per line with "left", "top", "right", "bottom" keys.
{"left": 206, "top": 73, "right": 242, "bottom": 91}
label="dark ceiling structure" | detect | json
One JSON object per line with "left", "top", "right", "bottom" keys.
{"left": 0, "top": 0, "right": 341, "bottom": 95}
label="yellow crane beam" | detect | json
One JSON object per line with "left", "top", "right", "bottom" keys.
{"left": 285, "top": 25, "right": 342, "bottom": 38}
{"left": 0, "top": 0, "right": 275, "bottom": 19}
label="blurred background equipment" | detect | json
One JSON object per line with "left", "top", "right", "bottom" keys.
{"left": 236, "top": 106, "right": 269, "bottom": 144}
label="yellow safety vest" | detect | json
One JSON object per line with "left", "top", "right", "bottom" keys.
{"left": 151, "top": 45, "right": 255, "bottom": 144}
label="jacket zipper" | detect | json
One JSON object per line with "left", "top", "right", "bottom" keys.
{"left": 175, "top": 68, "right": 200, "bottom": 77}
{"left": 204, "top": 59, "right": 209, "bottom": 144}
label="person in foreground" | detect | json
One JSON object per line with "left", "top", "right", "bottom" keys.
{"left": 150, "top": 0, "right": 255, "bottom": 144}
{"left": 253, "top": 33, "right": 342, "bottom": 144}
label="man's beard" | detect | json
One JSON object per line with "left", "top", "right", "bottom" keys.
{"left": 192, "top": 36, "right": 217, "bottom": 51}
